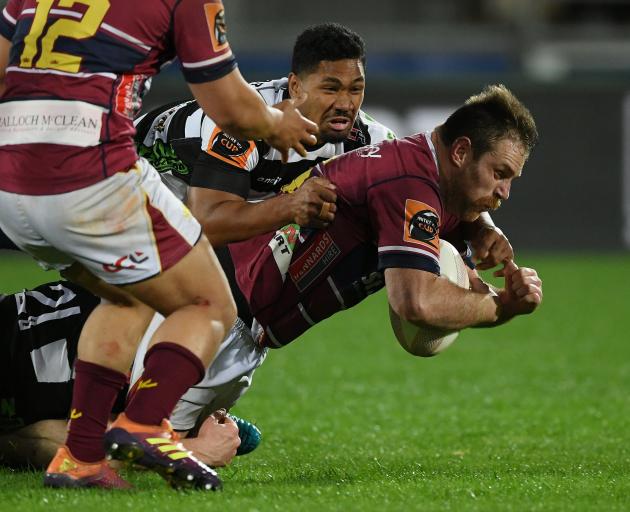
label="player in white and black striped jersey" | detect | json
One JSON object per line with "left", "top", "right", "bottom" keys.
{"left": 0, "top": 282, "right": 262, "bottom": 469}
{"left": 135, "top": 23, "right": 396, "bottom": 248}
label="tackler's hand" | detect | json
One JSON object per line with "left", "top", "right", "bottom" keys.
{"left": 289, "top": 177, "right": 337, "bottom": 228}
{"left": 266, "top": 95, "right": 318, "bottom": 163}
{"left": 470, "top": 225, "right": 514, "bottom": 271}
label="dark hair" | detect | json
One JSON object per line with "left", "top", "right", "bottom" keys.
{"left": 439, "top": 84, "right": 539, "bottom": 159}
{"left": 291, "top": 23, "right": 366, "bottom": 76}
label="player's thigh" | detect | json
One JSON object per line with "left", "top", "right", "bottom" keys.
{"left": 124, "top": 236, "right": 235, "bottom": 317}
{"left": 32, "top": 160, "right": 199, "bottom": 283}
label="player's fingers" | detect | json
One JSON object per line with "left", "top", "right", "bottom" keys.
{"left": 318, "top": 201, "right": 335, "bottom": 222}
{"left": 472, "top": 242, "right": 490, "bottom": 264}
{"left": 493, "top": 258, "right": 515, "bottom": 277}
{"left": 315, "top": 185, "right": 337, "bottom": 203}
{"left": 212, "top": 409, "right": 228, "bottom": 423}
{"left": 293, "top": 141, "right": 309, "bottom": 158}
{"left": 514, "top": 282, "right": 542, "bottom": 299}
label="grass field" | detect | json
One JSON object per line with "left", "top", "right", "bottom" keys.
{"left": 0, "top": 252, "right": 629, "bottom": 511}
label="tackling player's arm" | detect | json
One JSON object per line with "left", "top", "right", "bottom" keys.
{"left": 189, "top": 178, "right": 337, "bottom": 247}
{"left": 189, "top": 72, "right": 317, "bottom": 162}
{"left": 0, "top": 420, "right": 66, "bottom": 468}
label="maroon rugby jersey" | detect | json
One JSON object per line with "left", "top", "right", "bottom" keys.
{"left": 230, "top": 133, "right": 463, "bottom": 348}
{"left": 0, "top": 0, "right": 236, "bottom": 194}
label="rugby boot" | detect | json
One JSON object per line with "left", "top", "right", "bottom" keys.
{"left": 228, "top": 414, "right": 262, "bottom": 456}
{"left": 105, "top": 413, "right": 222, "bottom": 491}
{"left": 43, "top": 445, "right": 132, "bottom": 489}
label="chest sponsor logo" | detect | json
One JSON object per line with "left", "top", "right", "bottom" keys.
{"left": 403, "top": 199, "right": 440, "bottom": 250}
{"left": 204, "top": 2, "right": 229, "bottom": 52}
{"left": 0, "top": 100, "right": 103, "bottom": 147}
{"left": 289, "top": 232, "right": 341, "bottom": 292}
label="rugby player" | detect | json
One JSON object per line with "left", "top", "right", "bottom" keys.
{"left": 0, "top": 0, "right": 317, "bottom": 491}
{"left": 0, "top": 282, "right": 263, "bottom": 469}
{"left": 228, "top": 84, "right": 543, "bottom": 350}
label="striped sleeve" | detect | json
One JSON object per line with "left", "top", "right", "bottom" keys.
{"left": 173, "top": 0, "right": 237, "bottom": 84}
{"left": 368, "top": 175, "right": 442, "bottom": 274}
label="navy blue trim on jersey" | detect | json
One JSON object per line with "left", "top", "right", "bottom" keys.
{"left": 0, "top": 15, "right": 14, "bottom": 41}
{"left": 8, "top": 20, "right": 147, "bottom": 72}
{"left": 378, "top": 252, "right": 440, "bottom": 275}
{"left": 191, "top": 152, "right": 250, "bottom": 198}
{"left": 181, "top": 58, "right": 237, "bottom": 84}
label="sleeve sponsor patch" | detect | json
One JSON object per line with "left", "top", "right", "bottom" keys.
{"left": 204, "top": 2, "right": 229, "bottom": 53}
{"left": 206, "top": 127, "right": 255, "bottom": 170}
{"left": 403, "top": 199, "right": 440, "bottom": 251}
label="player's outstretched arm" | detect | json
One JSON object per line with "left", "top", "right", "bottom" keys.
{"left": 189, "top": 70, "right": 317, "bottom": 162}
{"left": 0, "top": 35, "right": 11, "bottom": 96}
{"left": 188, "top": 177, "right": 337, "bottom": 247}
{"left": 0, "top": 420, "right": 66, "bottom": 469}
{"left": 385, "top": 264, "right": 542, "bottom": 330}
{"left": 386, "top": 267, "right": 502, "bottom": 330}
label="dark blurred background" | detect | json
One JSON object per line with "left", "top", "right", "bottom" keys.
{"left": 3, "top": 0, "right": 630, "bottom": 250}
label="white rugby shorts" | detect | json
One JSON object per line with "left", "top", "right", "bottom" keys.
{"left": 0, "top": 158, "right": 201, "bottom": 284}
{"left": 130, "top": 315, "right": 268, "bottom": 431}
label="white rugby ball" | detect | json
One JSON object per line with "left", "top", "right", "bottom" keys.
{"left": 389, "top": 239, "right": 470, "bottom": 357}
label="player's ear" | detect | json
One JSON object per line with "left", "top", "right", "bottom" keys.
{"left": 450, "top": 136, "right": 472, "bottom": 168}
{"left": 288, "top": 72, "right": 303, "bottom": 99}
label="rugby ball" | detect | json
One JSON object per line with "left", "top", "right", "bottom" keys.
{"left": 389, "top": 240, "right": 470, "bottom": 357}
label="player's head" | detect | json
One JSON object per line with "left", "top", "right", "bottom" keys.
{"left": 288, "top": 23, "right": 366, "bottom": 144}
{"left": 436, "top": 84, "right": 538, "bottom": 221}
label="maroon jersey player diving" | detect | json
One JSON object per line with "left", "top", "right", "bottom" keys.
{"left": 230, "top": 85, "right": 543, "bottom": 350}
{"left": 0, "top": 0, "right": 316, "bottom": 491}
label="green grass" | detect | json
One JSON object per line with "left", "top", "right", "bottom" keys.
{"left": 1, "top": 252, "right": 629, "bottom": 511}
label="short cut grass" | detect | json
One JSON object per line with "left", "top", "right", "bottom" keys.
{"left": 439, "top": 84, "right": 539, "bottom": 160}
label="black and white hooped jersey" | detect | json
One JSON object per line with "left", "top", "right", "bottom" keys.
{"left": 0, "top": 281, "right": 101, "bottom": 431}
{"left": 134, "top": 78, "right": 396, "bottom": 201}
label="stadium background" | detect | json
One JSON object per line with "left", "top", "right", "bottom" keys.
{"left": 145, "top": 0, "right": 630, "bottom": 251}
{"left": 0, "top": 1, "right": 629, "bottom": 511}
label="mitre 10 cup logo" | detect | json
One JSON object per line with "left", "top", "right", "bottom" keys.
{"left": 204, "top": 2, "right": 229, "bottom": 52}
{"left": 403, "top": 199, "right": 440, "bottom": 250}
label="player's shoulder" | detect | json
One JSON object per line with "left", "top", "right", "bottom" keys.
{"left": 348, "top": 110, "right": 397, "bottom": 147}
{"left": 250, "top": 77, "right": 288, "bottom": 107}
